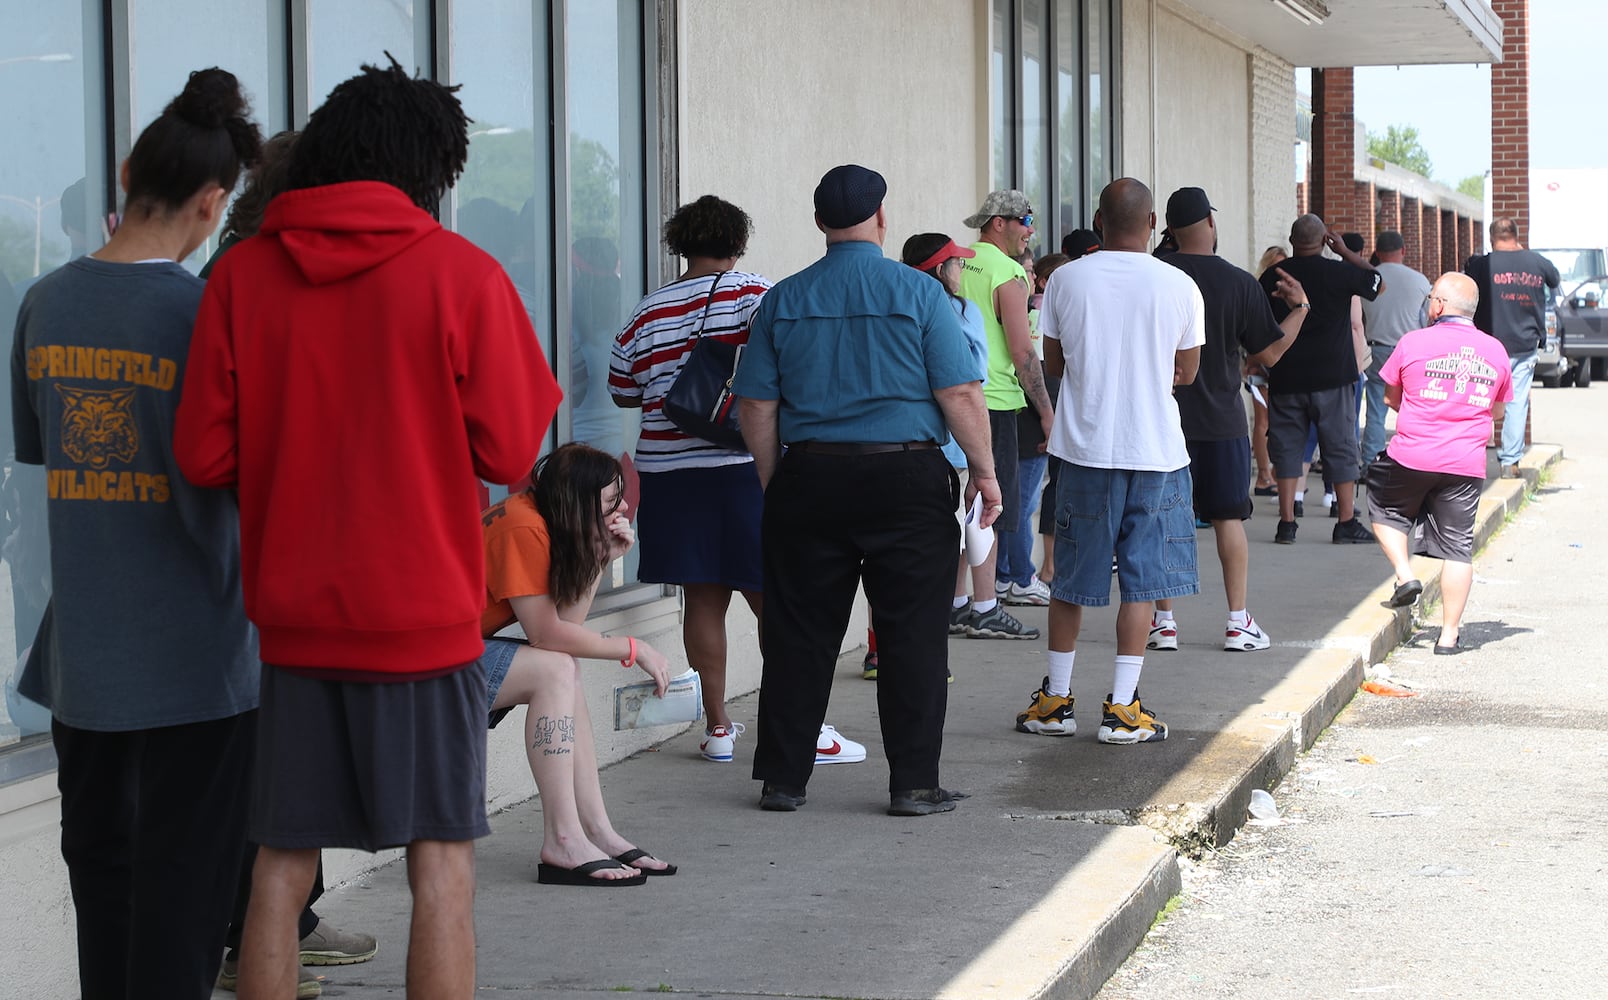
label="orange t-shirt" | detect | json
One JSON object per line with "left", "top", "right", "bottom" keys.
{"left": 480, "top": 491, "right": 552, "bottom": 638}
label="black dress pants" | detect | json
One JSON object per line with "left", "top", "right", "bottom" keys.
{"left": 53, "top": 711, "right": 255, "bottom": 1000}
{"left": 751, "top": 447, "right": 959, "bottom": 793}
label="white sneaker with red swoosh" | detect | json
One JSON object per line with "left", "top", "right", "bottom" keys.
{"left": 814, "top": 724, "right": 867, "bottom": 765}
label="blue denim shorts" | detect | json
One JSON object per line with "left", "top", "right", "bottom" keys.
{"left": 482, "top": 638, "right": 523, "bottom": 728}
{"left": 1050, "top": 462, "right": 1200, "bottom": 606}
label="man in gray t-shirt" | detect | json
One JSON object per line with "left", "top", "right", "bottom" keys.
{"left": 1360, "top": 230, "right": 1432, "bottom": 465}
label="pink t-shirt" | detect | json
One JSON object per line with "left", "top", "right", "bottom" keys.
{"left": 1382, "top": 318, "right": 1513, "bottom": 478}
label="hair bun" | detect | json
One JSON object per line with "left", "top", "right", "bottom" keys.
{"left": 170, "top": 67, "right": 248, "bottom": 131}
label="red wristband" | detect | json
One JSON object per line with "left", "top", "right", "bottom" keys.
{"left": 621, "top": 636, "right": 638, "bottom": 668}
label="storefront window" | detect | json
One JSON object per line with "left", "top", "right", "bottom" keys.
{"left": 450, "top": 0, "right": 555, "bottom": 450}
{"left": 993, "top": 0, "right": 1115, "bottom": 244}
{"left": 564, "top": 0, "right": 647, "bottom": 593}
{"left": 1021, "top": 0, "right": 1050, "bottom": 259}
{"left": 307, "top": 0, "right": 430, "bottom": 110}
{"left": 0, "top": 6, "right": 107, "bottom": 757}
{"left": 129, "top": 0, "right": 287, "bottom": 272}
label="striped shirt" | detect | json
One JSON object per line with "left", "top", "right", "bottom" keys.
{"left": 609, "top": 270, "right": 772, "bottom": 472}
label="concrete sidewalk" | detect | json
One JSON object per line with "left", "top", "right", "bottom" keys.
{"left": 308, "top": 446, "right": 1560, "bottom": 1000}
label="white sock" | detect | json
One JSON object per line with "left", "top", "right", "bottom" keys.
{"left": 1295, "top": 489, "right": 1306, "bottom": 502}
{"left": 1111, "top": 655, "right": 1144, "bottom": 706}
{"left": 973, "top": 598, "right": 998, "bottom": 614}
{"left": 1047, "top": 650, "right": 1075, "bottom": 697}
{"left": 1228, "top": 608, "right": 1249, "bottom": 627}
{"left": 1323, "top": 492, "right": 1335, "bottom": 505}
{"left": 953, "top": 595, "right": 971, "bottom": 610}
{"left": 1154, "top": 609, "right": 1175, "bottom": 625}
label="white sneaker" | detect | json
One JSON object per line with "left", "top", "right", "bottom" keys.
{"left": 699, "top": 722, "right": 746, "bottom": 762}
{"left": 1224, "top": 616, "right": 1271, "bottom": 651}
{"left": 814, "top": 724, "right": 867, "bottom": 764}
{"left": 1000, "top": 578, "right": 1052, "bottom": 606}
{"left": 994, "top": 581, "right": 1011, "bottom": 600}
{"left": 1146, "top": 617, "right": 1179, "bottom": 651}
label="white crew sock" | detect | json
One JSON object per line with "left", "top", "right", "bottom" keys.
{"left": 1153, "top": 609, "right": 1175, "bottom": 625}
{"left": 1228, "top": 608, "right": 1250, "bottom": 627}
{"left": 972, "top": 598, "right": 998, "bottom": 614}
{"left": 953, "top": 595, "right": 971, "bottom": 610}
{"left": 1046, "top": 650, "right": 1075, "bottom": 697}
{"left": 1323, "top": 491, "right": 1336, "bottom": 505}
{"left": 1295, "top": 489, "right": 1306, "bottom": 502}
{"left": 1111, "top": 655, "right": 1144, "bottom": 706}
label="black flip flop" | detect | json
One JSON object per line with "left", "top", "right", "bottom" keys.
{"left": 536, "top": 859, "right": 647, "bottom": 887}
{"left": 1433, "top": 642, "right": 1463, "bottom": 656}
{"left": 1389, "top": 580, "right": 1423, "bottom": 608}
{"left": 615, "top": 848, "right": 677, "bottom": 876}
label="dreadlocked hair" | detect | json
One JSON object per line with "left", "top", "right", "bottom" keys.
{"left": 530, "top": 443, "right": 624, "bottom": 609}
{"left": 288, "top": 53, "right": 469, "bottom": 212}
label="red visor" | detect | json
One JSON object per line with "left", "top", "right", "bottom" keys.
{"left": 910, "top": 240, "right": 976, "bottom": 272}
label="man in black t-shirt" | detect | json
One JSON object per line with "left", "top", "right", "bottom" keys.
{"left": 1258, "top": 214, "right": 1383, "bottom": 545}
{"left": 1463, "top": 217, "right": 1559, "bottom": 477}
{"left": 1149, "top": 188, "right": 1310, "bottom": 652}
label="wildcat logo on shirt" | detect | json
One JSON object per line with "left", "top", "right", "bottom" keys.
{"left": 1421, "top": 346, "right": 1499, "bottom": 407}
{"left": 58, "top": 386, "right": 138, "bottom": 468}
{"left": 47, "top": 385, "right": 170, "bottom": 503}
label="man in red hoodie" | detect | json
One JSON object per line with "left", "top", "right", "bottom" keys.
{"left": 175, "top": 59, "right": 561, "bottom": 998}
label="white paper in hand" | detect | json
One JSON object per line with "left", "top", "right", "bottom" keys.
{"left": 613, "top": 669, "right": 703, "bottom": 730}
{"left": 963, "top": 493, "right": 996, "bottom": 567}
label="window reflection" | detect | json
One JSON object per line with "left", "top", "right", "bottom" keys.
{"left": 308, "top": 0, "right": 423, "bottom": 109}
{"left": 450, "top": 0, "right": 554, "bottom": 474}
{"left": 1, "top": 8, "right": 106, "bottom": 747}
{"left": 129, "top": 0, "right": 281, "bottom": 272}
{"left": 1021, "top": 0, "right": 1049, "bottom": 258}
{"left": 565, "top": 0, "right": 646, "bottom": 592}
{"left": 1056, "top": 0, "right": 1082, "bottom": 241}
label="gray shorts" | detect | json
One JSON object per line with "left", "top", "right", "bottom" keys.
{"left": 251, "top": 662, "right": 490, "bottom": 851}
{"left": 1268, "top": 384, "right": 1361, "bottom": 483}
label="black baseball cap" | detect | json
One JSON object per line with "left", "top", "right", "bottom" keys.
{"left": 1164, "top": 187, "right": 1215, "bottom": 229}
{"left": 1062, "top": 228, "right": 1102, "bottom": 259}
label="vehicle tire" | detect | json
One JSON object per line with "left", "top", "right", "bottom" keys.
{"left": 1576, "top": 359, "right": 1593, "bottom": 387}
{"left": 1560, "top": 366, "right": 1577, "bottom": 388}
{"left": 1595, "top": 357, "right": 1608, "bottom": 381}
{"left": 1540, "top": 373, "right": 1561, "bottom": 388}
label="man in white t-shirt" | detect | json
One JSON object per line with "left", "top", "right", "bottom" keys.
{"left": 1013, "top": 178, "right": 1205, "bottom": 744}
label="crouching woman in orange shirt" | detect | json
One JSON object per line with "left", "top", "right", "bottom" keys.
{"left": 481, "top": 443, "right": 673, "bottom": 885}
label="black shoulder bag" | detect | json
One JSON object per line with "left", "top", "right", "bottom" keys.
{"left": 662, "top": 272, "right": 747, "bottom": 450}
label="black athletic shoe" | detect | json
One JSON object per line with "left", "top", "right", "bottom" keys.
{"left": 758, "top": 783, "right": 807, "bottom": 811}
{"left": 1275, "top": 520, "right": 1297, "bottom": 544}
{"left": 1293, "top": 499, "right": 1305, "bottom": 518}
{"left": 1329, "top": 501, "right": 1340, "bottom": 518}
{"left": 1332, "top": 518, "right": 1375, "bottom": 544}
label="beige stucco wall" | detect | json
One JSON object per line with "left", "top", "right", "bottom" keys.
{"left": 1118, "top": 0, "right": 1296, "bottom": 273}
{"left": 678, "top": 0, "right": 988, "bottom": 282}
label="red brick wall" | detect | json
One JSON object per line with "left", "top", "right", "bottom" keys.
{"left": 1421, "top": 204, "right": 1442, "bottom": 277}
{"left": 1438, "top": 209, "right": 1456, "bottom": 275}
{"left": 1354, "top": 180, "right": 1377, "bottom": 242}
{"left": 1400, "top": 196, "right": 1422, "bottom": 273}
{"left": 1377, "top": 188, "right": 1401, "bottom": 240}
{"left": 1491, "top": 0, "right": 1530, "bottom": 239}
{"left": 1311, "top": 68, "right": 1361, "bottom": 232}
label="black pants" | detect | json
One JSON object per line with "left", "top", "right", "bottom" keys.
{"left": 53, "top": 711, "right": 255, "bottom": 1000}
{"left": 752, "top": 448, "right": 958, "bottom": 793}
{"left": 225, "top": 843, "right": 324, "bottom": 954}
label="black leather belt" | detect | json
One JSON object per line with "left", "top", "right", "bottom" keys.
{"left": 790, "top": 441, "right": 938, "bottom": 455}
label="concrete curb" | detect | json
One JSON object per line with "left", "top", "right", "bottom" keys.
{"left": 1038, "top": 443, "right": 1563, "bottom": 1000}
